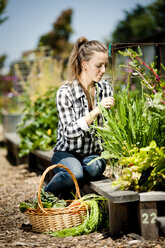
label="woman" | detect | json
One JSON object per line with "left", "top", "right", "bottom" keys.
{"left": 44, "top": 37, "right": 115, "bottom": 197}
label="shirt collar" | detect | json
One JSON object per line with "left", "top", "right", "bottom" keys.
{"left": 71, "top": 80, "right": 103, "bottom": 99}
{"left": 71, "top": 80, "right": 85, "bottom": 99}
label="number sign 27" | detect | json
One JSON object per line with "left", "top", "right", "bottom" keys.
{"left": 142, "top": 212, "right": 157, "bottom": 224}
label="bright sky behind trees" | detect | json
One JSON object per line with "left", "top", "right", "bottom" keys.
{"left": 0, "top": 0, "right": 154, "bottom": 71}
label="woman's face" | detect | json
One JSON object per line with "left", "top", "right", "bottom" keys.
{"left": 82, "top": 51, "right": 108, "bottom": 83}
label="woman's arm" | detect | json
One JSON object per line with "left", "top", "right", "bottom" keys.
{"left": 85, "top": 96, "right": 115, "bottom": 126}
{"left": 56, "top": 81, "right": 114, "bottom": 138}
{"left": 56, "top": 88, "right": 84, "bottom": 139}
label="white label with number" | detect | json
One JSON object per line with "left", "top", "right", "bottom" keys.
{"left": 142, "top": 212, "right": 157, "bottom": 224}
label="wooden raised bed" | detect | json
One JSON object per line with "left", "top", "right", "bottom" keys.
{"left": 82, "top": 179, "right": 139, "bottom": 237}
{"left": 4, "top": 132, "right": 28, "bottom": 165}
{"left": 83, "top": 181, "right": 165, "bottom": 239}
{"left": 4, "top": 133, "right": 165, "bottom": 239}
{"left": 28, "top": 149, "right": 165, "bottom": 239}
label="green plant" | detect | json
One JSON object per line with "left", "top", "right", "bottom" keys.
{"left": 91, "top": 48, "right": 165, "bottom": 166}
{"left": 14, "top": 53, "right": 63, "bottom": 105}
{"left": 112, "top": 141, "right": 165, "bottom": 192}
{"left": 17, "top": 87, "right": 59, "bottom": 157}
{"left": 119, "top": 46, "right": 165, "bottom": 104}
{"left": 91, "top": 88, "right": 165, "bottom": 166}
{"left": 19, "top": 188, "right": 66, "bottom": 213}
{"left": 49, "top": 194, "right": 108, "bottom": 237}
{"left": 14, "top": 51, "right": 65, "bottom": 156}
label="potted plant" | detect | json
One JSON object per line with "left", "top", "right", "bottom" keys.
{"left": 1, "top": 91, "right": 24, "bottom": 133}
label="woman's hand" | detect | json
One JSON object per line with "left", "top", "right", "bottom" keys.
{"left": 85, "top": 97, "right": 115, "bottom": 126}
{"left": 100, "top": 97, "right": 115, "bottom": 109}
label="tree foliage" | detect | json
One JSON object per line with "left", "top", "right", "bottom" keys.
{"left": 111, "top": 0, "right": 165, "bottom": 42}
{"left": 0, "top": 0, "right": 8, "bottom": 24}
{"left": 38, "top": 8, "right": 73, "bottom": 55}
{"left": 0, "top": 54, "right": 6, "bottom": 70}
{"left": 0, "top": 0, "right": 8, "bottom": 71}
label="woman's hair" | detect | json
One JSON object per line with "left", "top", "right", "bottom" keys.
{"left": 67, "top": 37, "right": 108, "bottom": 81}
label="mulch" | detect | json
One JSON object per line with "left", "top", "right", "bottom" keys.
{"left": 0, "top": 147, "right": 165, "bottom": 248}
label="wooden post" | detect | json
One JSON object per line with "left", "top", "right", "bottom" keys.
{"left": 139, "top": 201, "right": 159, "bottom": 240}
{"left": 138, "top": 191, "right": 165, "bottom": 240}
{"left": 109, "top": 202, "right": 128, "bottom": 237}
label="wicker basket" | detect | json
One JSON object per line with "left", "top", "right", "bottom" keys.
{"left": 26, "top": 164, "right": 88, "bottom": 233}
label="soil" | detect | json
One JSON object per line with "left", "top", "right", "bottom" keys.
{"left": 0, "top": 147, "right": 165, "bottom": 248}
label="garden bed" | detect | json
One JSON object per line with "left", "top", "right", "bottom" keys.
{"left": 1, "top": 147, "right": 165, "bottom": 247}
{"left": 26, "top": 149, "right": 165, "bottom": 240}
{"left": 4, "top": 133, "right": 165, "bottom": 240}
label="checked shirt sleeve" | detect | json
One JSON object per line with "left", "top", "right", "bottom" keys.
{"left": 56, "top": 88, "right": 87, "bottom": 139}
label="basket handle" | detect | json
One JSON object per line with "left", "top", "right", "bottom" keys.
{"left": 37, "top": 164, "right": 81, "bottom": 213}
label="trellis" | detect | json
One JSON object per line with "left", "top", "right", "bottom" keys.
{"left": 108, "top": 43, "right": 165, "bottom": 89}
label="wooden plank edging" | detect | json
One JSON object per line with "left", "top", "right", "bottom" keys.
{"left": 139, "top": 191, "right": 165, "bottom": 202}
{"left": 89, "top": 180, "right": 139, "bottom": 203}
{"left": 4, "top": 132, "right": 28, "bottom": 165}
{"left": 4, "top": 132, "right": 21, "bottom": 146}
{"left": 31, "top": 150, "right": 53, "bottom": 162}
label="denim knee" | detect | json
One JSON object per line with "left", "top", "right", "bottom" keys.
{"left": 82, "top": 155, "right": 106, "bottom": 179}
{"left": 45, "top": 151, "right": 84, "bottom": 195}
{"left": 54, "top": 151, "right": 84, "bottom": 178}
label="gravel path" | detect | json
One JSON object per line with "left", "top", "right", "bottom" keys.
{"left": 0, "top": 147, "right": 165, "bottom": 248}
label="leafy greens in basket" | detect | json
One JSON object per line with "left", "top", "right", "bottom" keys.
{"left": 19, "top": 188, "right": 66, "bottom": 213}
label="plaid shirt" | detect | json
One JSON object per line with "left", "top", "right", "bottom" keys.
{"left": 54, "top": 79, "right": 113, "bottom": 155}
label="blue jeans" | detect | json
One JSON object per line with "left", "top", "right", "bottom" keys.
{"left": 44, "top": 150, "right": 106, "bottom": 196}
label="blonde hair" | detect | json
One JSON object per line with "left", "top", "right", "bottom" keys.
{"left": 67, "top": 37, "right": 108, "bottom": 81}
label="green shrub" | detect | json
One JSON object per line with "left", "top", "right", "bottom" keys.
{"left": 112, "top": 141, "right": 165, "bottom": 192}
{"left": 92, "top": 47, "right": 165, "bottom": 167}
{"left": 17, "top": 87, "right": 59, "bottom": 157}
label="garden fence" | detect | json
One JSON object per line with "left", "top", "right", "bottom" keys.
{"left": 108, "top": 42, "right": 165, "bottom": 90}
